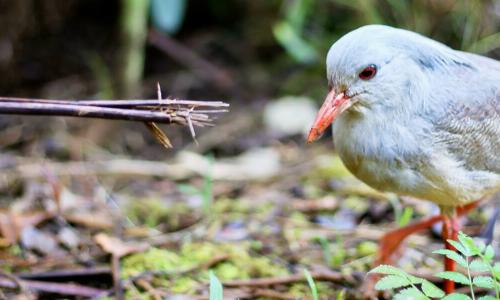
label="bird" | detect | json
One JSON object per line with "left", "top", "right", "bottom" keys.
{"left": 307, "top": 24, "right": 499, "bottom": 294}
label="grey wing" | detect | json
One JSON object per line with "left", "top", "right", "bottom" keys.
{"left": 433, "top": 87, "right": 499, "bottom": 173}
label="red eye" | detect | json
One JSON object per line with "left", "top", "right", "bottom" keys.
{"left": 359, "top": 65, "right": 377, "bottom": 80}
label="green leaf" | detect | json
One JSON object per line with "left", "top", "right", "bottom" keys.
{"left": 336, "top": 289, "right": 346, "bottom": 300}
{"left": 272, "top": 21, "right": 318, "bottom": 64}
{"left": 472, "top": 276, "right": 495, "bottom": 289}
{"left": 484, "top": 245, "right": 495, "bottom": 262}
{"left": 493, "top": 262, "right": 500, "bottom": 280}
{"left": 441, "top": 293, "right": 472, "bottom": 300}
{"left": 467, "top": 31, "right": 500, "bottom": 54}
{"left": 458, "top": 231, "right": 479, "bottom": 255}
{"left": 447, "top": 239, "right": 470, "bottom": 256}
{"left": 284, "top": 0, "right": 314, "bottom": 30}
{"left": 398, "top": 206, "right": 413, "bottom": 227}
{"left": 433, "top": 249, "right": 467, "bottom": 268}
{"left": 475, "top": 239, "right": 486, "bottom": 253}
{"left": 469, "top": 259, "right": 489, "bottom": 272}
{"left": 393, "top": 287, "right": 428, "bottom": 300}
{"left": 421, "top": 280, "right": 445, "bottom": 298}
{"left": 435, "top": 271, "right": 470, "bottom": 285}
{"left": 477, "top": 296, "right": 497, "bottom": 300}
{"left": 374, "top": 275, "right": 410, "bottom": 290}
{"left": 369, "top": 264, "right": 408, "bottom": 277}
{"left": 406, "top": 274, "right": 425, "bottom": 284}
{"left": 303, "top": 269, "right": 319, "bottom": 300}
{"left": 209, "top": 271, "right": 223, "bottom": 300}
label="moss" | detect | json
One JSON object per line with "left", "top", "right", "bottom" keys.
{"left": 289, "top": 282, "right": 336, "bottom": 299}
{"left": 170, "top": 277, "right": 198, "bottom": 293}
{"left": 214, "top": 262, "right": 240, "bottom": 279}
{"left": 122, "top": 241, "right": 288, "bottom": 295}
{"left": 125, "top": 198, "right": 193, "bottom": 230}
{"left": 343, "top": 196, "right": 369, "bottom": 214}
{"left": 356, "top": 241, "right": 378, "bottom": 257}
{"left": 122, "top": 248, "right": 185, "bottom": 278}
{"left": 214, "top": 197, "right": 273, "bottom": 216}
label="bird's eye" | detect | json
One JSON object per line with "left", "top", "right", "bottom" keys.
{"left": 359, "top": 65, "right": 377, "bottom": 80}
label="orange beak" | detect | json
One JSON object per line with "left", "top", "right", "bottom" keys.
{"left": 307, "top": 88, "right": 352, "bottom": 143}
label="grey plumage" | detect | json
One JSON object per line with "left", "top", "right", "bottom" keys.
{"left": 326, "top": 25, "right": 499, "bottom": 208}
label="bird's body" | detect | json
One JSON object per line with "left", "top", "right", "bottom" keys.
{"left": 307, "top": 25, "right": 499, "bottom": 294}
{"left": 322, "top": 25, "right": 499, "bottom": 208}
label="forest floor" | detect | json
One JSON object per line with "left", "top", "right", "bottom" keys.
{"left": 0, "top": 102, "right": 497, "bottom": 299}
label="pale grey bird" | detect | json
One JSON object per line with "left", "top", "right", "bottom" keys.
{"left": 307, "top": 25, "right": 499, "bottom": 294}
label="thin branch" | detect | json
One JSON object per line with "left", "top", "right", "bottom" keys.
{"left": 0, "top": 277, "right": 107, "bottom": 297}
{"left": 0, "top": 91, "right": 229, "bottom": 148}
{"left": 0, "top": 100, "right": 227, "bottom": 126}
{"left": 0, "top": 97, "right": 229, "bottom": 108}
{"left": 223, "top": 270, "right": 352, "bottom": 287}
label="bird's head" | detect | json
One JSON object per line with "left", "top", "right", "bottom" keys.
{"left": 307, "top": 25, "right": 467, "bottom": 142}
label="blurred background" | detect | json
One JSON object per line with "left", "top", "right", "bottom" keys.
{"left": 0, "top": 0, "right": 498, "bottom": 299}
{"left": 1, "top": 0, "right": 499, "bottom": 157}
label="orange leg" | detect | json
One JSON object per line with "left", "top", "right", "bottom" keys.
{"left": 442, "top": 213, "right": 460, "bottom": 294}
{"left": 375, "top": 201, "right": 478, "bottom": 266}
{"left": 363, "top": 201, "right": 479, "bottom": 295}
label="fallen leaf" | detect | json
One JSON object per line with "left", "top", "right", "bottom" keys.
{"left": 0, "top": 210, "right": 55, "bottom": 246}
{"left": 94, "top": 233, "right": 149, "bottom": 258}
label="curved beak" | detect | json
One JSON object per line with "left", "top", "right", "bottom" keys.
{"left": 307, "top": 89, "right": 352, "bottom": 143}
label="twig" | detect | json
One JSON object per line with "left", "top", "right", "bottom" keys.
{"left": 0, "top": 101, "right": 194, "bottom": 125}
{"left": 223, "top": 270, "right": 350, "bottom": 287}
{"left": 135, "top": 279, "right": 163, "bottom": 300}
{"left": 112, "top": 255, "right": 123, "bottom": 300}
{"left": 0, "top": 271, "right": 25, "bottom": 292}
{"left": 0, "top": 90, "right": 229, "bottom": 148}
{"left": 0, "top": 97, "right": 229, "bottom": 108}
{"left": 253, "top": 289, "right": 302, "bottom": 300}
{"left": 0, "top": 277, "right": 107, "bottom": 297}
{"left": 144, "top": 83, "right": 173, "bottom": 148}
{"left": 16, "top": 267, "right": 112, "bottom": 280}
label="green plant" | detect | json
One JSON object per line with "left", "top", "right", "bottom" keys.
{"left": 273, "top": 0, "right": 318, "bottom": 64}
{"left": 388, "top": 195, "right": 414, "bottom": 227}
{"left": 304, "top": 269, "right": 319, "bottom": 300}
{"left": 209, "top": 270, "right": 223, "bottom": 300}
{"left": 370, "top": 232, "right": 500, "bottom": 300}
{"left": 317, "top": 236, "right": 347, "bottom": 268}
{"left": 433, "top": 232, "right": 499, "bottom": 300}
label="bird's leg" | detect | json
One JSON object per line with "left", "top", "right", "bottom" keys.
{"left": 375, "top": 214, "right": 442, "bottom": 264}
{"left": 362, "top": 201, "right": 479, "bottom": 296}
{"left": 375, "top": 201, "right": 478, "bottom": 266}
{"left": 441, "top": 211, "right": 459, "bottom": 294}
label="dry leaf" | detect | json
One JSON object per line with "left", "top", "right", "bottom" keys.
{"left": 144, "top": 122, "right": 173, "bottom": 149}
{"left": 0, "top": 210, "right": 55, "bottom": 246}
{"left": 94, "top": 233, "right": 149, "bottom": 258}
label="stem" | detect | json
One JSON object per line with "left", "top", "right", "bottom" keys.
{"left": 465, "top": 256, "right": 475, "bottom": 300}
{"left": 119, "top": 0, "right": 150, "bottom": 97}
{"left": 403, "top": 274, "right": 430, "bottom": 300}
